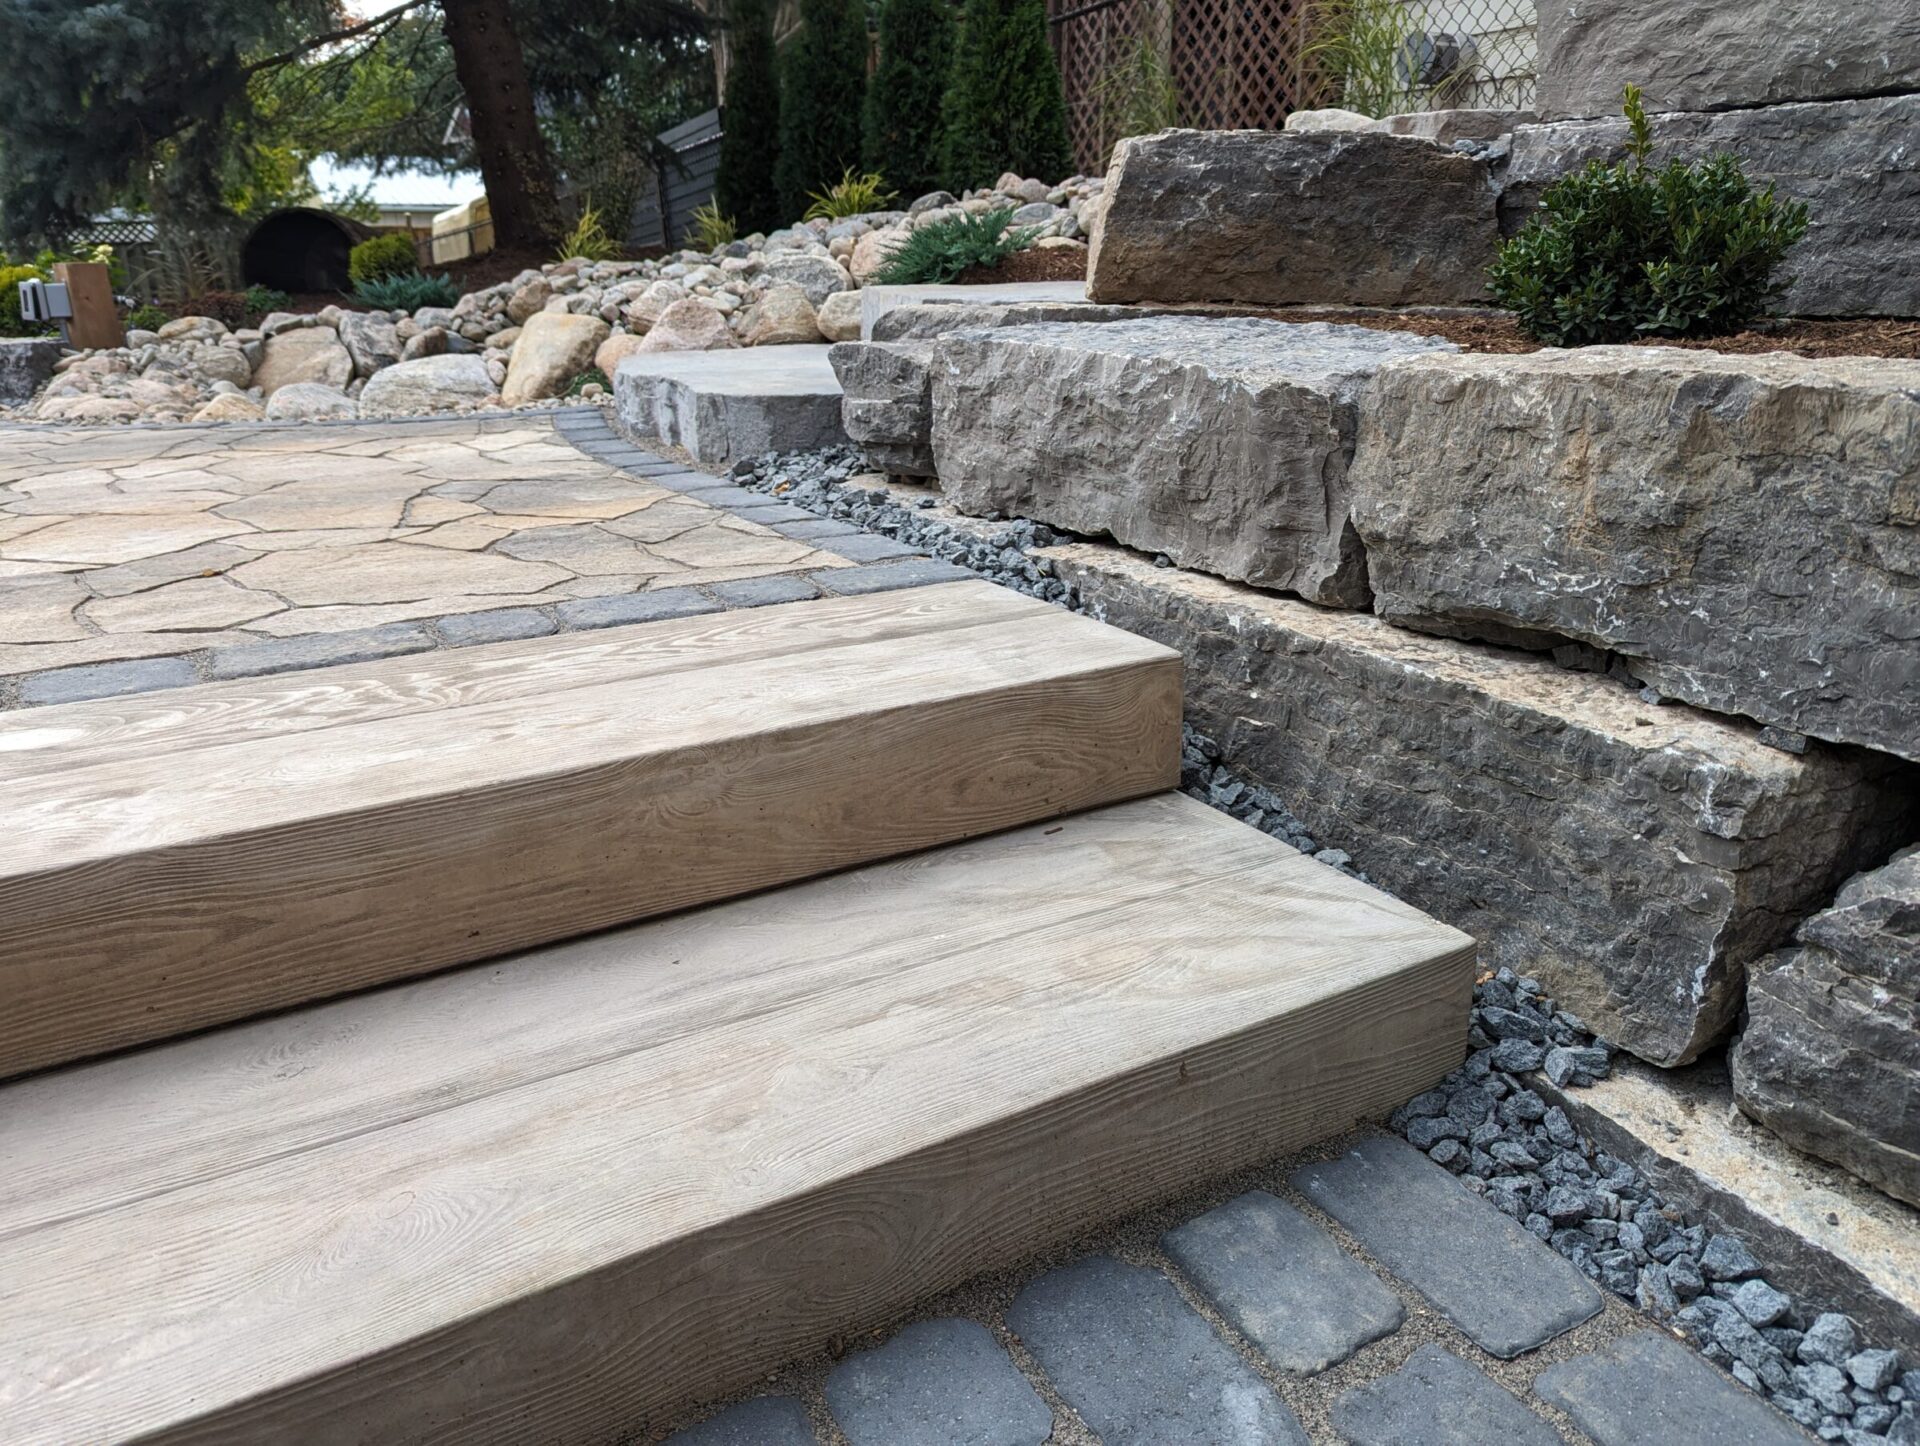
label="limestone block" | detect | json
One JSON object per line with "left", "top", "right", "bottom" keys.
{"left": 1044, "top": 543, "right": 1920, "bottom": 1066}
{"left": 1350, "top": 348, "right": 1920, "bottom": 761}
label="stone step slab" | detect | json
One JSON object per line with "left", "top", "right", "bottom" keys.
{"left": 1536, "top": 0, "right": 1920, "bottom": 118}
{"left": 1329, "top": 1344, "right": 1561, "bottom": 1446}
{"left": 933, "top": 317, "right": 1452, "bottom": 606}
{"left": 1350, "top": 347, "right": 1920, "bottom": 761}
{"left": 1088, "top": 129, "right": 1501, "bottom": 308}
{"left": 1732, "top": 845, "right": 1920, "bottom": 1212}
{"left": 613, "top": 345, "right": 847, "bottom": 464}
{"left": 1292, "top": 1137, "right": 1604, "bottom": 1359}
{"left": 1500, "top": 96, "right": 1920, "bottom": 318}
{"left": 1043, "top": 542, "right": 1919, "bottom": 1066}
{"left": 1534, "top": 1330, "right": 1816, "bottom": 1445}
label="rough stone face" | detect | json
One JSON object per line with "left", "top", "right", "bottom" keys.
{"left": 1350, "top": 348, "right": 1920, "bottom": 762}
{"left": 261, "top": 382, "right": 356, "bottom": 421}
{"left": 1734, "top": 847, "right": 1920, "bottom": 1209}
{"left": 337, "top": 312, "right": 402, "bottom": 379}
{"left": 501, "top": 312, "right": 610, "bottom": 405}
{"left": 1536, "top": 0, "right": 1920, "bottom": 118}
{"left": 357, "top": 354, "right": 495, "bottom": 413}
{"left": 1375, "top": 108, "right": 1533, "bottom": 143}
{"left": 933, "top": 318, "right": 1453, "bottom": 606}
{"left": 753, "top": 252, "right": 851, "bottom": 307}
{"left": 1088, "top": 129, "right": 1500, "bottom": 307}
{"left": 251, "top": 326, "right": 353, "bottom": 397}
{"left": 1500, "top": 96, "right": 1920, "bottom": 317}
{"left": 829, "top": 340, "right": 938, "bottom": 477}
{"left": 614, "top": 346, "right": 845, "bottom": 464}
{"left": 0, "top": 338, "right": 62, "bottom": 405}
{"left": 1044, "top": 543, "right": 1920, "bottom": 1065}
{"left": 634, "top": 298, "right": 737, "bottom": 354}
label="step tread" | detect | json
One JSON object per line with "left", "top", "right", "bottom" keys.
{"left": 0, "top": 581, "right": 1180, "bottom": 1077}
{"left": 0, "top": 793, "right": 1473, "bottom": 1446}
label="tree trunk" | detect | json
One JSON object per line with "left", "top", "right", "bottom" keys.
{"left": 441, "top": 0, "right": 563, "bottom": 249}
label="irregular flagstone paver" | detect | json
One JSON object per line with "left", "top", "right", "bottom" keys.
{"left": 1533, "top": 1331, "right": 1814, "bottom": 1445}
{"left": 81, "top": 576, "right": 284, "bottom": 632}
{"left": 1329, "top": 1344, "right": 1563, "bottom": 1446}
{"left": 7, "top": 512, "right": 256, "bottom": 566}
{"left": 1291, "top": 1136, "right": 1603, "bottom": 1358}
{"left": 0, "top": 575, "right": 93, "bottom": 643}
{"left": 229, "top": 542, "right": 572, "bottom": 605}
{"left": 1161, "top": 1189, "right": 1406, "bottom": 1374}
{"left": 824, "top": 1318, "right": 1051, "bottom": 1446}
{"left": 665, "top": 1395, "right": 818, "bottom": 1446}
{"left": 1005, "top": 1256, "right": 1309, "bottom": 1445}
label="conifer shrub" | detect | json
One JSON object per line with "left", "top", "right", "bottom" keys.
{"left": 941, "top": 0, "right": 1075, "bottom": 191}
{"left": 715, "top": 0, "right": 784, "bottom": 235}
{"left": 863, "top": 0, "right": 956, "bottom": 199}
{"left": 773, "top": 0, "right": 869, "bottom": 220}
{"left": 871, "top": 207, "right": 1038, "bottom": 285}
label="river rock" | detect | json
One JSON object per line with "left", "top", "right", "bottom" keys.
{"left": 1044, "top": 543, "right": 1919, "bottom": 1067}
{"left": 740, "top": 286, "right": 822, "bottom": 346}
{"left": 0, "top": 338, "right": 63, "bottom": 405}
{"left": 816, "top": 289, "right": 863, "bottom": 343}
{"left": 506, "top": 276, "right": 553, "bottom": 324}
{"left": 251, "top": 326, "right": 353, "bottom": 397}
{"left": 594, "top": 331, "right": 648, "bottom": 377}
{"left": 337, "top": 311, "right": 403, "bottom": 379}
{"left": 1500, "top": 95, "right": 1920, "bottom": 317}
{"left": 262, "top": 382, "right": 357, "bottom": 421}
{"left": 500, "top": 311, "right": 610, "bottom": 405}
{"left": 753, "top": 253, "right": 850, "bottom": 307}
{"left": 1536, "top": 0, "right": 1920, "bottom": 118}
{"left": 358, "top": 353, "right": 495, "bottom": 413}
{"left": 190, "top": 392, "right": 267, "bottom": 423}
{"left": 401, "top": 326, "right": 449, "bottom": 362}
{"left": 156, "top": 316, "right": 230, "bottom": 344}
{"left": 634, "top": 298, "right": 737, "bottom": 354}
{"left": 850, "top": 227, "right": 909, "bottom": 284}
{"left": 624, "top": 280, "right": 688, "bottom": 332}
{"left": 1088, "top": 129, "right": 1500, "bottom": 307}
{"left": 1734, "top": 847, "right": 1920, "bottom": 1209}
{"left": 1350, "top": 348, "right": 1920, "bottom": 761}
{"left": 932, "top": 317, "right": 1454, "bottom": 606}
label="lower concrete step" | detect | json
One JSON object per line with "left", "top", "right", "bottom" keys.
{"left": 0, "top": 792, "right": 1473, "bottom": 1445}
{"left": 613, "top": 345, "right": 847, "bottom": 464}
{"left": 0, "top": 580, "right": 1178, "bottom": 1079}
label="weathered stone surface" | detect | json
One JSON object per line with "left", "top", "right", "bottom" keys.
{"left": 1, "top": 338, "right": 65, "bottom": 404}
{"left": 754, "top": 253, "right": 851, "bottom": 307}
{"left": 829, "top": 340, "right": 938, "bottom": 477}
{"left": 593, "top": 331, "right": 648, "bottom": 377}
{"left": 933, "top": 318, "right": 1451, "bottom": 605}
{"left": 358, "top": 354, "right": 495, "bottom": 413}
{"left": 861, "top": 282, "right": 1093, "bottom": 341}
{"left": 1284, "top": 106, "right": 1375, "bottom": 132}
{"left": 614, "top": 346, "right": 845, "bottom": 464}
{"left": 1500, "top": 96, "right": 1920, "bottom": 317}
{"left": 1044, "top": 543, "right": 1919, "bottom": 1065}
{"left": 1375, "top": 108, "right": 1533, "bottom": 143}
{"left": 824, "top": 1319, "right": 1049, "bottom": 1446}
{"left": 1535, "top": 1330, "right": 1813, "bottom": 1446}
{"left": 1330, "top": 1344, "right": 1561, "bottom": 1446}
{"left": 502, "top": 312, "right": 610, "bottom": 405}
{"left": 1351, "top": 348, "right": 1920, "bottom": 761}
{"left": 1537, "top": 0, "right": 1920, "bottom": 118}
{"left": 1088, "top": 129, "right": 1500, "bottom": 307}
{"left": 251, "top": 326, "right": 353, "bottom": 396}
{"left": 634, "top": 298, "right": 737, "bottom": 354}
{"left": 261, "top": 382, "right": 356, "bottom": 421}
{"left": 337, "top": 312, "right": 402, "bottom": 379}
{"left": 1734, "top": 847, "right": 1920, "bottom": 1211}
{"left": 740, "top": 286, "right": 823, "bottom": 346}
{"left": 815, "top": 290, "right": 863, "bottom": 343}
{"left": 190, "top": 392, "right": 266, "bottom": 423}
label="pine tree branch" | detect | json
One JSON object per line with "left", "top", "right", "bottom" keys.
{"left": 243, "top": 0, "right": 437, "bottom": 77}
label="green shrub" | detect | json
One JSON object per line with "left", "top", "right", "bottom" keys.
{"left": 242, "top": 284, "right": 292, "bottom": 319}
{"left": 352, "top": 271, "right": 460, "bottom": 311}
{"left": 941, "top": 0, "right": 1074, "bottom": 191}
{"left": 126, "top": 303, "right": 171, "bottom": 333}
{"left": 555, "top": 203, "right": 622, "bottom": 264}
{"left": 565, "top": 367, "right": 611, "bottom": 397}
{"left": 804, "top": 169, "right": 898, "bottom": 221}
{"left": 871, "top": 207, "right": 1038, "bottom": 285}
{"left": 863, "top": 0, "right": 956, "bottom": 200}
{"left": 715, "top": 0, "right": 784, "bottom": 235}
{"left": 348, "top": 233, "right": 420, "bottom": 288}
{"left": 774, "top": 0, "right": 869, "bottom": 219}
{"left": 1488, "top": 85, "right": 1811, "bottom": 347}
{"left": 686, "top": 201, "right": 740, "bottom": 252}
{"left": 0, "top": 261, "right": 49, "bottom": 337}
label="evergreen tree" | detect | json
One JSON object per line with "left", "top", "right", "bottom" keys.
{"left": 862, "top": 0, "right": 955, "bottom": 200}
{"left": 941, "top": 0, "right": 1074, "bottom": 191}
{"left": 715, "top": 0, "right": 784, "bottom": 234}
{"left": 772, "top": 0, "right": 869, "bottom": 220}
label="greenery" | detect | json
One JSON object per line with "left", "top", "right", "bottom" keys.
{"left": 0, "top": 260, "right": 48, "bottom": 337}
{"left": 942, "top": 0, "right": 1074, "bottom": 191}
{"left": 863, "top": 0, "right": 955, "bottom": 200}
{"left": 1301, "top": 0, "right": 1427, "bottom": 117}
{"left": 774, "top": 0, "right": 869, "bottom": 219}
{"left": 686, "top": 201, "right": 739, "bottom": 250}
{"left": 565, "top": 366, "right": 611, "bottom": 396}
{"left": 243, "top": 283, "right": 292, "bottom": 318}
{"left": 352, "top": 270, "right": 458, "bottom": 311}
{"left": 871, "top": 206, "right": 1037, "bottom": 285}
{"left": 1487, "top": 85, "right": 1811, "bottom": 346}
{"left": 804, "top": 169, "right": 897, "bottom": 221}
{"left": 715, "top": 0, "right": 783, "bottom": 235}
{"left": 349, "top": 233, "right": 419, "bottom": 288}
{"left": 555, "top": 202, "right": 622, "bottom": 263}
{"left": 1089, "top": 18, "right": 1184, "bottom": 157}
{"left": 126, "top": 303, "right": 172, "bottom": 332}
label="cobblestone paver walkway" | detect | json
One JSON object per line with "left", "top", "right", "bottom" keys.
{"left": 0, "top": 409, "right": 964, "bottom": 707}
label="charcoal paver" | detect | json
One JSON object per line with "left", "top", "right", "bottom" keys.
{"left": 706, "top": 575, "right": 821, "bottom": 609}
{"left": 665, "top": 1395, "right": 818, "bottom": 1445}
{"left": 1330, "top": 1344, "right": 1563, "bottom": 1446}
{"left": 825, "top": 1318, "right": 1050, "bottom": 1446}
{"left": 553, "top": 588, "right": 723, "bottom": 631}
{"left": 434, "top": 607, "right": 557, "bottom": 646}
{"left": 824, "top": 532, "right": 928, "bottom": 563}
{"left": 204, "top": 623, "right": 437, "bottom": 681}
{"left": 813, "top": 559, "right": 975, "bottom": 596}
{"left": 1534, "top": 1330, "right": 1815, "bottom": 1445}
{"left": 17, "top": 656, "right": 199, "bottom": 706}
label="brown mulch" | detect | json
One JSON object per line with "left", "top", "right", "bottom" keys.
{"left": 954, "top": 245, "right": 1090, "bottom": 287}
{"left": 1252, "top": 307, "right": 1920, "bottom": 360}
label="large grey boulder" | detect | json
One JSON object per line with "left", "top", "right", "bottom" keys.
{"left": 1350, "top": 348, "right": 1920, "bottom": 761}
{"left": 358, "top": 353, "right": 496, "bottom": 413}
{"left": 1734, "top": 847, "right": 1920, "bottom": 1208}
{"left": 1088, "top": 129, "right": 1500, "bottom": 307}
{"left": 1536, "top": 0, "right": 1920, "bottom": 118}
{"left": 251, "top": 326, "right": 353, "bottom": 397}
{"left": 337, "top": 311, "right": 403, "bottom": 379}
{"left": 1500, "top": 96, "right": 1920, "bottom": 318}
{"left": 1043, "top": 543, "right": 1920, "bottom": 1067}
{"left": 933, "top": 317, "right": 1454, "bottom": 606}
{"left": 0, "top": 337, "right": 62, "bottom": 405}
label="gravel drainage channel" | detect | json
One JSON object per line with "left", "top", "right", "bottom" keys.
{"left": 730, "top": 443, "right": 1920, "bottom": 1445}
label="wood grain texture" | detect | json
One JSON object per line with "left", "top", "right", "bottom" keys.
{"left": 0, "top": 793, "right": 1475, "bottom": 1445}
{"left": 0, "top": 582, "right": 1180, "bottom": 1078}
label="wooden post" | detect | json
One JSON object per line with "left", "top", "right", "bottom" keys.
{"left": 52, "top": 262, "right": 123, "bottom": 351}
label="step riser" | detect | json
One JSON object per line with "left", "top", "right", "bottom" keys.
{"left": 125, "top": 950, "right": 1469, "bottom": 1444}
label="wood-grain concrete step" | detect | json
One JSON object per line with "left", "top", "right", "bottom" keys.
{"left": 0, "top": 581, "right": 1179, "bottom": 1079}
{"left": 0, "top": 792, "right": 1475, "bottom": 1446}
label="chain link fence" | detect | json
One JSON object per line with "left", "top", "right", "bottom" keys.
{"left": 1048, "top": 0, "right": 1538, "bottom": 175}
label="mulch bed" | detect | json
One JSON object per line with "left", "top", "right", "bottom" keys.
{"left": 955, "top": 245, "right": 1090, "bottom": 286}
{"left": 1255, "top": 307, "right": 1920, "bottom": 361}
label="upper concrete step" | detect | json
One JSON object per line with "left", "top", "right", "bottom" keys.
{"left": 0, "top": 792, "right": 1474, "bottom": 1445}
{"left": 0, "top": 580, "right": 1179, "bottom": 1079}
